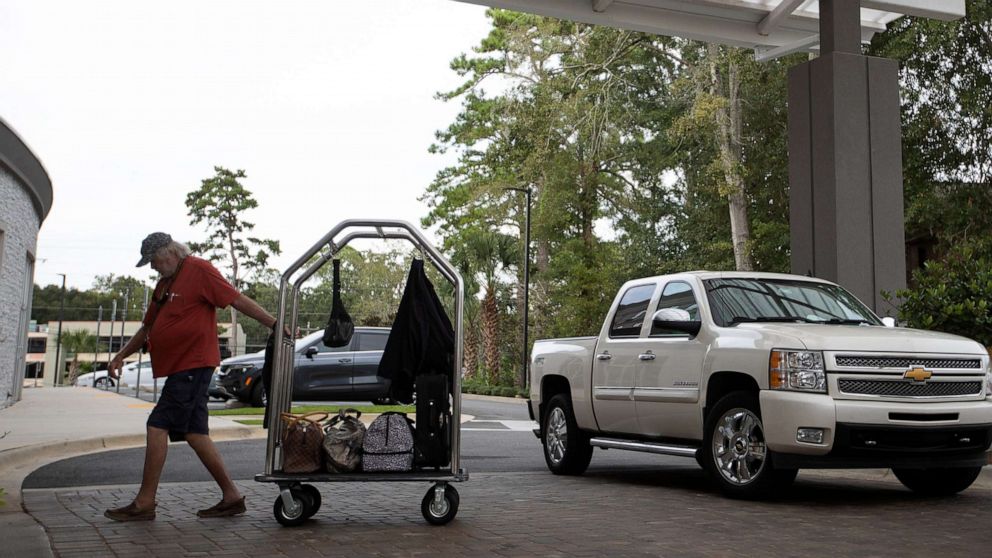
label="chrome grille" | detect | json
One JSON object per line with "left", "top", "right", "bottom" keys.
{"left": 835, "top": 356, "right": 981, "bottom": 369}
{"left": 838, "top": 379, "right": 983, "bottom": 397}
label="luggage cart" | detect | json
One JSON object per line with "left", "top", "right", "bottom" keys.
{"left": 255, "top": 219, "right": 468, "bottom": 527}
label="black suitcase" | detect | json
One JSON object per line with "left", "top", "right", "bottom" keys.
{"left": 414, "top": 373, "right": 451, "bottom": 468}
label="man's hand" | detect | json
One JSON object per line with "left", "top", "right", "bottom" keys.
{"left": 107, "top": 357, "right": 124, "bottom": 379}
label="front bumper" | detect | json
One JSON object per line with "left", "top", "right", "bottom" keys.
{"left": 760, "top": 390, "right": 992, "bottom": 467}
{"left": 217, "top": 372, "right": 252, "bottom": 399}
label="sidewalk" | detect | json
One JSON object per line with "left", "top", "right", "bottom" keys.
{"left": 0, "top": 387, "right": 262, "bottom": 558}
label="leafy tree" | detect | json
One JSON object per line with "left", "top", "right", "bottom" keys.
{"left": 868, "top": 1, "right": 992, "bottom": 254}
{"left": 91, "top": 275, "right": 152, "bottom": 321}
{"left": 186, "top": 166, "right": 281, "bottom": 355}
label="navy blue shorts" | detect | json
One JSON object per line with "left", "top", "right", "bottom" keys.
{"left": 146, "top": 367, "right": 214, "bottom": 442}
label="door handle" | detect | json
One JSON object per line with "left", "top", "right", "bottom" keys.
{"left": 338, "top": 358, "right": 352, "bottom": 363}
{"left": 596, "top": 353, "right": 612, "bottom": 361}
{"left": 638, "top": 353, "right": 656, "bottom": 361}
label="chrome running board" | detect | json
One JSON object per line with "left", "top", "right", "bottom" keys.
{"left": 589, "top": 437, "right": 699, "bottom": 458}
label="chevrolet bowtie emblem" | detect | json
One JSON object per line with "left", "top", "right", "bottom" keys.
{"left": 904, "top": 367, "right": 932, "bottom": 382}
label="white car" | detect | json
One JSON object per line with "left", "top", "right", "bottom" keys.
{"left": 76, "top": 360, "right": 156, "bottom": 389}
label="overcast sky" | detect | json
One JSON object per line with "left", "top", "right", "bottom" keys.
{"left": 1, "top": 0, "right": 491, "bottom": 290}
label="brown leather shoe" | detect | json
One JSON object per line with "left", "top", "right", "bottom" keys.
{"left": 104, "top": 502, "right": 156, "bottom": 522}
{"left": 197, "top": 496, "right": 246, "bottom": 518}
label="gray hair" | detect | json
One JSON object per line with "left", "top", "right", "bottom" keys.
{"left": 155, "top": 240, "right": 191, "bottom": 260}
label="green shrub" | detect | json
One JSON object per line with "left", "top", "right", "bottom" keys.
{"left": 895, "top": 240, "right": 992, "bottom": 347}
{"left": 499, "top": 386, "right": 516, "bottom": 397}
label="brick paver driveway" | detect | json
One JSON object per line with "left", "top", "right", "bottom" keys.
{"left": 24, "top": 468, "right": 992, "bottom": 557}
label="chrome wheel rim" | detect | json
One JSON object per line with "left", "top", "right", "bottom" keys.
{"left": 712, "top": 408, "right": 767, "bottom": 486}
{"left": 546, "top": 407, "right": 568, "bottom": 465}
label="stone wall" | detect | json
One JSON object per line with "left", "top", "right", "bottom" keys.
{"left": 0, "top": 164, "right": 40, "bottom": 409}
{"left": 0, "top": 117, "right": 52, "bottom": 410}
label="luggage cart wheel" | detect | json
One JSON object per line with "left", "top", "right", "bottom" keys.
{"left": 273, "top": 488, "right": 310, "bottom": 527}
{"left": 421, "top": 483, "right": 459, "bottom": 525}
{"left": 300, "top": 484, "right": 322, "bottom": 519}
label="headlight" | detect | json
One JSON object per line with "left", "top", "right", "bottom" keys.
{"left": 769, "top": 350, "right": 826, "bottom": 393}
{"left": 985, "top": 364, "right": 992, "bottom": 399}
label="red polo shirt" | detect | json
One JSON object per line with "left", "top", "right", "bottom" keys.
{"left": 142, "top": 256, "right": 240, "bottom": 378}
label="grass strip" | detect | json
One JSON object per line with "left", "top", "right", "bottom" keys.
{"left": 234, "top": 419, "right": 264, "bottom": 426}
{"left": 211, "top": 404, "right": 414, "bottom": 416}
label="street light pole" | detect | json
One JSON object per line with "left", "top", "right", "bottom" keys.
{"left": 53, "top": 273, "right": 66, "bottom": 387}
{"left": 505, "top": 187, "right": 532, "bottom": 391}
{"left": 117, "top": 287, "right": 130, "bottom": 394}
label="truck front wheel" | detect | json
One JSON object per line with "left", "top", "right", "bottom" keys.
{"left": 892, "top": 467, "right": 982, "bottom": 496}
{"left": 702, "top": 391, "right": 796, "bottom": 499}
{"left": 542, "top": 394, "right": 593, "bottom": 475}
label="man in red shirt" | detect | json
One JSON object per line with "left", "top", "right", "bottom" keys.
{"left": 104, "top": 232, "right": 278, "bottom": 522}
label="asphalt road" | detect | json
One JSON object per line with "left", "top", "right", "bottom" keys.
{"left": 24, "top": 396, "right": 681, "bottom": 489}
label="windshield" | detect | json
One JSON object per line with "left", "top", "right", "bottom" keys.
{"left": 704, "top": 278, "right": 881, "bottom": 327}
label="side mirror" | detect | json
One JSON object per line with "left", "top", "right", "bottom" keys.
{"left": 652, "top": 308, "right": 702, "bottom": 337}
{"left": 305, "top": 346, "right": 319, "bottom": 358}
{"left": 881, "top": 317, "right": 896, "bottom": 328}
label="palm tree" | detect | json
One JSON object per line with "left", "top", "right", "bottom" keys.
{"left": 453, "top": 229, "right": 519, "bottom": 385}
{"left": 61, "top": 330, "right": 97, "bottom": 386}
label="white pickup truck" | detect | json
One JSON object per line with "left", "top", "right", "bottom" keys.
{"left": 528, "top": 271, "right": 992, "bottom": 497}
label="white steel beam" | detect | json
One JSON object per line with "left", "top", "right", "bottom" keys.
{"left": 592, "top": 0, "right": 615, "bottom": 13}
{"left": 861, "top": 0, "right": 966, "bottom": 21}
{"left": 757, "top": 0, "right": 807, "bottom": 36}
{"left": 753, "top": 33, "right": 820, "bottom": 62}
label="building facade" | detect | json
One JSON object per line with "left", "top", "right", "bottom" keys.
{"left": 0, "top": 117, "right": 52, "bottom": 410}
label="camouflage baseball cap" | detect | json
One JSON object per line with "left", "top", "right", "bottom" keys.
{"left": 136, "top": 232, "right": 172, "bottom": 267}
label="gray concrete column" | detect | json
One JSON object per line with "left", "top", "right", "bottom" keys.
{"left": 787, "top": 0, "right": 906, "bottom": 316}
{"left": 819, "top": 0, "right": 862, "bottom": 54}
{"left": 788, "top": 52, "right": 906, "bottom": 315}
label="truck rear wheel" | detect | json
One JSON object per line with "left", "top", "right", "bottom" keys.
{"left": 542, "top": 394, "right": 593, "bottom": 475}
{"left": 892, "top": 467, "right": 982, "bottom": 496}
{"left": 702, "top": 391, "right": 796, "bottom": 499}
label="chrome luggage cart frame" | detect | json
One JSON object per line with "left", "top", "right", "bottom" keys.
{"left": 254, "top": 219, "right": 467, "bottom": 527}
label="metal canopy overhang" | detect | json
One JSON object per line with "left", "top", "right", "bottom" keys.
{"left": 452, "top": 0, "right": 965, "bottom": 60}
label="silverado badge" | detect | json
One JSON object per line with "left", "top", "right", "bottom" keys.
{"left": 904, "top": 367, "right": 932, "bottom": 383}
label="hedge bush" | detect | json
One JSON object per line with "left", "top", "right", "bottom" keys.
{"left": 896, "top": 240, "right": 992, "bottom": 347}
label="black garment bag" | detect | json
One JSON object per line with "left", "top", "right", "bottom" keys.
{"left": 322, "top": 259, "right": 354, "bottom": 348}
{"left": 377, "top": 259, "right": 455, "bottom": 403}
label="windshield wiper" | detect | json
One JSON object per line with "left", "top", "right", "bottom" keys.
{"left": 729, "top": 316, "right": 810, "bottom": 324}
{"left": 819, "top": 318, "right": 874, "bottom": 325}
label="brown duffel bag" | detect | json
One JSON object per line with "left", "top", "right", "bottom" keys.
{"left": 280, "top": 412, "right": 329, "bottom": 473}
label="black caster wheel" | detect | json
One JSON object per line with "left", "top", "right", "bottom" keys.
{"left": 421, "top": 484, "right": 459, "bottom": 525}
{"left": 273, "top": 490, "right": 310, "bottom": 527}
{"left": 300, "top": 484, "right": 321, "bottom": 518}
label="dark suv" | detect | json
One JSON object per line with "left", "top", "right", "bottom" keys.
{"left": 216, "top": 327, "right": 392, "bottom": 407}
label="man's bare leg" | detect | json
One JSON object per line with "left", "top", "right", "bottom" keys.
{"left": 186, "top": 433, "right": 242, "bottom": 502}
{"left": 134, "top": 426, "right": 169, "bottom": 509}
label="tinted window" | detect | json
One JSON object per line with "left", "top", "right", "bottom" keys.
{"left": 609, "top": 284, "right": 656, "bottom": 338}
{"left": 650, "top": 282, "right": 699, "bottom": 336}
{"left": 311, "top": 339, "right": 350, "bottom": 354}
{"left": 27, "top": 338, "right": 46, "bottom": 353}
{"left": 704, "top": 278, "right": 881, "bottom": 327}
{"left": 358, "top": 331, "right": 389, "bottom": 351}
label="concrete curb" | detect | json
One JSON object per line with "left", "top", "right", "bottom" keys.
{"left": 0, "top": 422, "right": 263, "bottom": 474}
